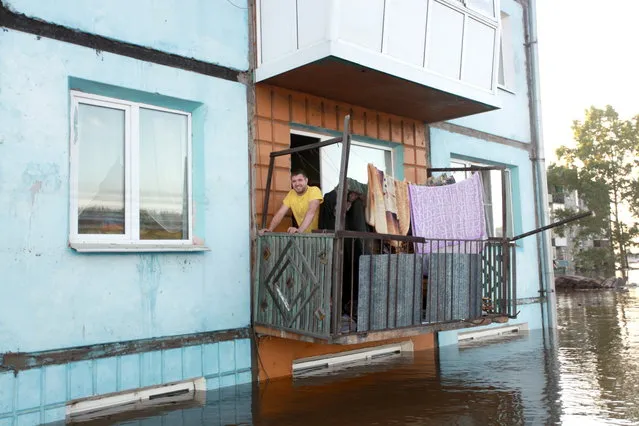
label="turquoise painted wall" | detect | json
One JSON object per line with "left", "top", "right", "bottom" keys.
{"left": 430, "top": 127, "right": 540, "bottom": 304}
{"left": 0, "top": 339, "right": 252, "bottom": 425}
{"left": 3, "top": 0, "right": 249, "bottom": 71}
{"left": 450, "top": 0, "right": 532, "bottom": 143}
{"left": 0, "top": 29, "right": 251, "bottom": 353}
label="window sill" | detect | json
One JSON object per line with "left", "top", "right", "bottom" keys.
{"left": 69, "top": 243, "right": 210, "bottom": 253}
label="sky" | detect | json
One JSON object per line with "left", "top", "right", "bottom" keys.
{"left": 536, "top": 0, "right": 639, "bottom": 163}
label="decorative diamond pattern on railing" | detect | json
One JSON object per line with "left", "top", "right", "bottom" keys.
{"left": 255, "top": 235, "right": 333, "bottom": 338}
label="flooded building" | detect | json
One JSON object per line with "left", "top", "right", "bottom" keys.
{"left": 0, "top": 0, "right": 253, "bottom": 424}
{"left": 252, "top": 0, "right": 553, "bottom": 377}
{"left": 0, "top": 0, "right": 553, "bottom": 423}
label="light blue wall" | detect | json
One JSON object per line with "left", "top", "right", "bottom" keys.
{"left": 430, "top": 127, "right": 540, "bottom": 301}
{"left": 3, "top": 0, "right": 249, "bottom": 71}
{"left": 0, "top": 339, "right": 252, "bottom": 425}
{"left": 429, "top": 127, "right": 543, "bottom": 329}
{"left": 450, "top": 0, "right": 531, "bottom": 143}
{"left": 438, "top": 302, "right": 545, "bottom": 346}
{"left": 0, "top": 29, "right": 251, "bottom": 353}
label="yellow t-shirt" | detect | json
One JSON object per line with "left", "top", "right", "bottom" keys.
{"left": 283, "top": 186, "right": 324, "bottom": 233}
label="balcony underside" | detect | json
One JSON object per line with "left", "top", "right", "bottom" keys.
{"left": 260, "top": 57, "right": 498, "bottom": 123}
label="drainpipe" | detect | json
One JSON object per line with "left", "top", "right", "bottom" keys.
{"left": 525, "top": 0, "right": 557, "bottom": 330}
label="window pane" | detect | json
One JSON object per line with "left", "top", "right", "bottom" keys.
{"left": 489, "top": 170, "right": 504, "bottom": 237}
{"left": 498, "top": 37, "right": 506, "bottom": 86}
{"left": 139, "top": 108, "right": 189, "bottom": 240}
{"left": 467, "top": 0, "right": 495, "bottom": 17}
{"left": 349, "top": 144, "right": 393, "bottom": 182}
{"left": 320, "top": 143, "right": 393, "bottom": 193}
{"left": 77, "top": 103, "right": 125, "bottom": 235}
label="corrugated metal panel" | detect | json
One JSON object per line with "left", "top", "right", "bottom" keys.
{"left": 425, "top": 253, "right": 482, "bottom": 323}
{"left": 357, "top": 254, "right": 423, "bottom": 332}
{"left": 255, "top": 234, "right": 333, "bottom": 338}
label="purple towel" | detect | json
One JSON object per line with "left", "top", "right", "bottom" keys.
{"left": 409, "top": 172, "right": 487, "bottom": 253}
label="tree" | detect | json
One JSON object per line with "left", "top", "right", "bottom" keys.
{"left": 554, "top": 105, "right": 639, "bottom": 279}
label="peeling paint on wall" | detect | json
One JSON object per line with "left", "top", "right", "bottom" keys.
{"left": 21, "top": 162, "right": 61, "bottom": 197}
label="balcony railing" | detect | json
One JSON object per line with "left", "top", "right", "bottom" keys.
{"left": 254, "top": 232, "right": 516, "bottom": 343}
{"left": 253, "top": 116, "right": 517, "bottom": 344}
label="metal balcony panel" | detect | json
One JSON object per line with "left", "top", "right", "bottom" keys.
{"left": 256, "top": 0, "right": 502, "bottom": 122}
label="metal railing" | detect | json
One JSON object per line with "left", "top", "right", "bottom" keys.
{"left": 254, "top": 117, "right": 520, "bottom": 341}
{"left": 254, "top": 232, "right": 517, "bottom": 340}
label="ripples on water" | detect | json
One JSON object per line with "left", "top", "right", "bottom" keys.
{"left": 71, "top": 288, "right": 639, "bottom": 426}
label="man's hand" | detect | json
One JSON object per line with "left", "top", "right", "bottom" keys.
{"left": 287, "top": 227, "right": 299, "bottom": 234}
{"left": 258, "top": 229, "right": 271, "bottom": 236}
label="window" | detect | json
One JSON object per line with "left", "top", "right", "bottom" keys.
{"left": 451, "top": 160, "right": 514, "bottom": 238}
{"left": 289, "top": 130, "right": 394, "bottom": 194}
{"left": 320, "top": 141, "right": 393, "bottom": 193}
{"left": 498, "top": 12, "right": 515, "bottom": 90}
{"left": 70, "top": 92, "right": 193, "bottom": 247}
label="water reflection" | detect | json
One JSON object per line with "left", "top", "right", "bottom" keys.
{"left": 557, "top": 289, "right": 639, "bottom": 425}
{"left": 62, "top": 289, "right": 639, "bottom": 425}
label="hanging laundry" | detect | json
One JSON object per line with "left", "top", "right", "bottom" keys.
{"left": 409, "top": 172, "right": 486, "bottom": 253}
{"left": 318, "top": 177, "right": 368, "bottom": 231}
{"left": 366, "top": 164, "right": 410, "bottom": 236}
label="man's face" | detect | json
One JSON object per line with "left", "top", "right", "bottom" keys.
{"left": 291, "top": 174, "right": 308, "bottom": 194}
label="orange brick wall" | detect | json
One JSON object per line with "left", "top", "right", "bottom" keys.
{"left": 255, "top": 83, "right": 430, "bottom": 230}
{"left": 257, "top": 333, "right": 436, "bottom": 381}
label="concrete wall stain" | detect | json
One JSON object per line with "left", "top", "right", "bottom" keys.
{"left": 137, "top": 255, "right": 161, "bottom": 335}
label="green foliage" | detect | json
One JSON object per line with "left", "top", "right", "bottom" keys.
{"left": 575, "top": 247, "right": 615, "bottom": 277}
{"left": 551, "top": 105, "right": 639, "bottom": 277}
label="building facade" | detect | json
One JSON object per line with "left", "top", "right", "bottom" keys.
{"left": 251, "top": 0, "right": 554, "bottom": 374}
{"left": 0, "top": 0, "right": 553, "bottom": 423}
{"left": 0, "top": 0, "right": 253, "bottom": 424}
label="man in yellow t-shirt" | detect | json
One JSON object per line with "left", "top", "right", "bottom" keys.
{"left": 260, "top": 170, "right": 323, "bottom": 234}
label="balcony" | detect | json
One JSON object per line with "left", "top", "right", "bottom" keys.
{"left": 253, "top": 117, "right": 516, "bottom": 345}
{"left": 256, "top": 0, "right": 502, "bottom": 123}
{"left": 254, "top": 232, "right": 517, "bottom": 344}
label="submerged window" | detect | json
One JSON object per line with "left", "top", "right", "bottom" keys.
{"left": 451, "top": 160, "right": 513, "bottom": 238}
{"left": 70, "top": 92, "right": 192, "bottom": 245}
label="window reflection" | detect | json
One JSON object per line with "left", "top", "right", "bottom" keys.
{"left": 139, "top": 108, "right": 189, "bottom": 240}
{"left": 77, "top": 104, "right": 125, "bottom": 235}
{"left": 320, "top": 143, "right": 393, "bottom": 193}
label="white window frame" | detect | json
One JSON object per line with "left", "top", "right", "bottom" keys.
{"left": 289, "top": 128, "right": 395, "bottom": 192}
{"left": 497, "top": 11, "right": 515, "bottom": 92}
{"left": 465, "top": 0, "right": 498, "bottom": 20}
{"left": 69, "top": 91, "right": 195, "bottom": 250}
{"left": 450, "top": 159, "right": 514, "bottom": 238}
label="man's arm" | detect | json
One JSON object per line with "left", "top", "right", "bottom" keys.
{"left": 259, "top": 204, "right": 290, "bottom": 234}
{"left": 295, "top": 199, "right": 321, "bottom": 233}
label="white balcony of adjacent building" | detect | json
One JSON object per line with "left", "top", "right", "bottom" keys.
{"left": 553, "top": 237, "right": 568, "bottom": 247}
{"left": 255, "top": 0, "right": 503, "bottom": 123}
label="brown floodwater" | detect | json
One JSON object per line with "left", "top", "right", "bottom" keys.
{"left": 68, "top": 288, "right": 639, "bottom": 426}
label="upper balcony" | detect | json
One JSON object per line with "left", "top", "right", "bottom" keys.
{"left": 256, "top": 0, "right": 502, "bottom": 123}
